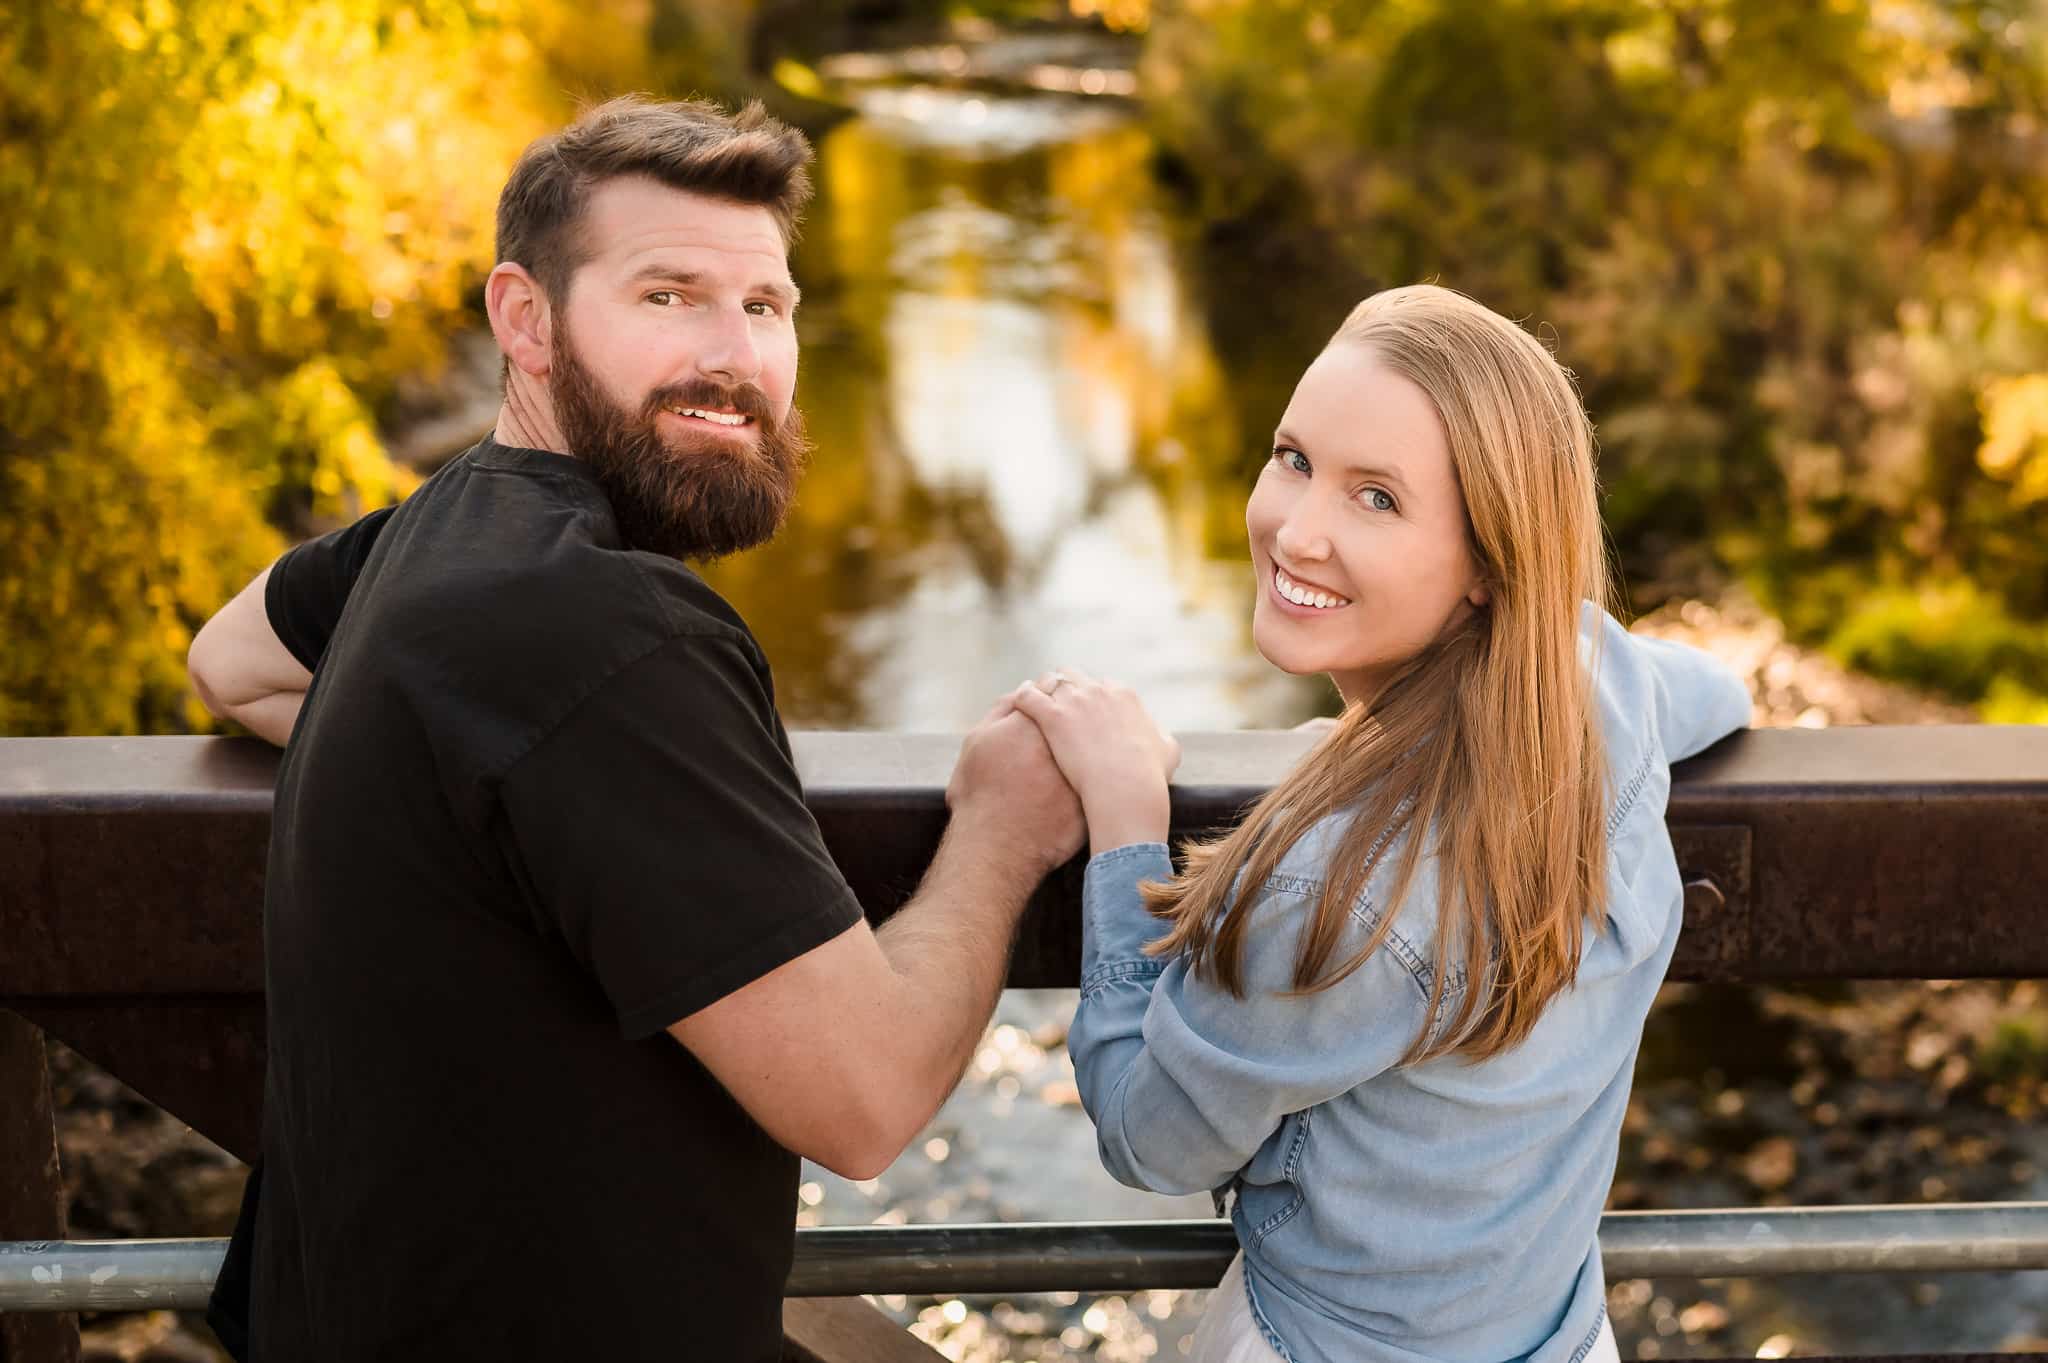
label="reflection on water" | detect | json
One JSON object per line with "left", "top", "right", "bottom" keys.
{"left": 846, "top": 85, "right": 1132, "bottom": 158}
{"left": 698, "top": 85, "right": 1327, "bottom": 730}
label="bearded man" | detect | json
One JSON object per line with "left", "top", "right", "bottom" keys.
{"left": 185, "top": 96, "right": 1082, "bottom": 1361}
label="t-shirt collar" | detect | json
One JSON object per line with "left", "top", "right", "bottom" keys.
{"left": 472, "top": 430, "right": 605, "bottom": 486}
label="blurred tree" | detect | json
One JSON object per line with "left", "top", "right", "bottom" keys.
{"left": 11, "top": 0, "right": 2044, "bottom": 729}
{"left": 1141, "top": 0, "right": 2048, "bottom": 713}
{"left": 0, "top": 0, "right": 761, "bottom": 734}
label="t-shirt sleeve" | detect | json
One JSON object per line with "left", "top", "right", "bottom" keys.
{"left": 497, "top": 633, "right": 866, "bottom": 1039}
{"left": 263, "top": 506, "right": 397, "bottom": 671}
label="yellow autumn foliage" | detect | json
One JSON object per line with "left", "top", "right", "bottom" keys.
{"left": 1980, "top": 374, "right": 2048, "bottom": 505}
{"left": 1140, "top": 0, "right": 2048, "bottom": 707}
{"left": 0, "top": 0, "right": 714, "bottom": 733}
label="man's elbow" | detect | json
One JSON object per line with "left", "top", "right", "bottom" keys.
{"left": 807, "top": 1138, "right": 896, "bottom": 1184}
{"left": 792, "top": 1103, "right": 912, "bottom": 1183}
{"left": 186, "top": 637, "right": 234, "bottom": 723}
{"left": 783, "top": 1080, "right": 936, "bottom": 1183}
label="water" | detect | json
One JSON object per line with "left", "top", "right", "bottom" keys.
{"left": 697, "top": 61, "right": 1327, "bottom": 733}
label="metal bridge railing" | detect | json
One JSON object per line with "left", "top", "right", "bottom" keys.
{"left": 7, "top": 1203, "right": 2048, "bottom": 1314}
{"left": 4, "top": 731, "right": 2047, "bottom": 1362}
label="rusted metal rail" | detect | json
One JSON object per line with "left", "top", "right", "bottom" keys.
{"left": 2, "top": 727, "right": 2046, "bottom": 1362}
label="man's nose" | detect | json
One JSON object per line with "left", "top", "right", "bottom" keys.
{"left": 694, "top": 306, "right": 762, "bottom": 386}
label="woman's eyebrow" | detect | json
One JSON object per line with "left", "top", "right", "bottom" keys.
{"left": 1349, "top": 463, "right": 1411, "bottom": 495}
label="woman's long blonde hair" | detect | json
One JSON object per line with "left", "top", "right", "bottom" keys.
{"left": 1145, "top": 284, "right": 1615, "bottom": 1066}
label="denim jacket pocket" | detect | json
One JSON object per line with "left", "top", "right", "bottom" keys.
{"left": 1242, "top": 1107, "right": 1313, "bottom": 1250}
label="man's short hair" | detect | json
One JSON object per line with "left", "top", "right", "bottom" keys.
{"left": 495, "top": 95, "right": 814, "bottom": 304}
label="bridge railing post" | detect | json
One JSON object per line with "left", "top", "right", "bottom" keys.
{"left": 0, "top": 1011, "right": 76, "bottom": 1363}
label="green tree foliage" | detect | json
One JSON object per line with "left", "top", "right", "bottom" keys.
{"left": 0, "top": 0, "right": 755, "bottom": 734}
{"left": 1142, "top": 0, "right": 2048, "bottom": 714}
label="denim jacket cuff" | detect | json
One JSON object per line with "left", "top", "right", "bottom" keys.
{"left": 1081, "top": 842, "right": 1174, "bottom": 990}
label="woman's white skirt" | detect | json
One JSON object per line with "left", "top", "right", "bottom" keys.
{"left": 1184, "top": 1255, "right": 1622, "bottom": 1363}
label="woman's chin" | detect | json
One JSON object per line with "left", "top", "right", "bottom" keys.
{"left": 1251, "top": 617, "right": 1331, "bottom": 681}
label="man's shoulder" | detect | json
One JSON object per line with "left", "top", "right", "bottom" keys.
{"left": 384, "top": 449, "right": 759, "bottom": 651}
{"left": 529, "top": 551, "right": 764, "bottom": 691}
{"left": 604, "top": 553, "right": 761, "bottom": 654}
{"left": 341, "top": 457, "right": 769, "bottom": 729}
{"left": 443, "top": 542, "right": 763, "bottom": 695}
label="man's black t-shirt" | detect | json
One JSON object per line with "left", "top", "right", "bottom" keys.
{"left": 221, "top": 435, "right": 862, "bottom": 1360}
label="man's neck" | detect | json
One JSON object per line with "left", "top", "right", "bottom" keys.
{"left": 495, "top": 379, "right": 572, "bottom": 457}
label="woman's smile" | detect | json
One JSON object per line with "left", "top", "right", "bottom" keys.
{"left": 1269, "top": 562, "right": 1354, "bottom": 614}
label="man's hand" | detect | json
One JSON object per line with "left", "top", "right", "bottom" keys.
{"left": 946, "top": 705, "right": 1085, "bottom": 875}
{"left": 1010, "top": 669, "right": 1180, "bottom": 857}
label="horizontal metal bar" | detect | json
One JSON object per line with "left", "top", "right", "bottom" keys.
{"left": 6, "top": 1204, "right": 2048, "bottom": 1312}
{"left": 791, "top": 1219, "right": 1239, "bottom": 1295}
{"left": 1598, "top": 1202, "right": 2048, "bottom": 1276}
{"left": 6, "top": 729, "right": 2047, "bottom": 997}
{"left": 0, "top": 1238, "right": 220, "bottom": 1311}
{"left": 790, "top": 1203, "right": 2048, "bottom": 1291}
{"left": 3, "top": 729, "right": 2045, "bottom": 1163}
{"left": 0, "top": 728, "right": 2039, "bottom": 994}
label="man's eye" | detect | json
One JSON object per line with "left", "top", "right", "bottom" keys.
{"left": 647, "top": 291, "right": 679, "bottom": 306}
{"left": 745, "top": 300, "right": 779, "bottom": 317}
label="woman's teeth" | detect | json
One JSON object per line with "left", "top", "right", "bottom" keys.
{"left": 1274, "top": 565, "right": 1351, "bottom": 610}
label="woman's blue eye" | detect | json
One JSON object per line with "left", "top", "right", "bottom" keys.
{"left": 1365, "top": 488, "right": 1396, "bottom": 512}
{"left": 1275, "top": 447, "right": 1310, "bottom": 475}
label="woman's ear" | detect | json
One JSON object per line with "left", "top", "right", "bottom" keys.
{"left": 1467, "top": 582, "right": 1492, "bottom": 609}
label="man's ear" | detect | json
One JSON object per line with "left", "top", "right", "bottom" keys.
{"left": 486, "top": 263, "right": 552, "bottom": 378}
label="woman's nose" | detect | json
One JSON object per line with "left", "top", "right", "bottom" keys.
{"left": 1274, "top": 502, "right": 1333, "bottom": 563}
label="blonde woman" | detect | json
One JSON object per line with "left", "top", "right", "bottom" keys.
{"left": 1010, "top": 285, "right": 1749, "bottom": 1363}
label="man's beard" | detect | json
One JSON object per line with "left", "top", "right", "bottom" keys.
{"left": 548, "top": 325, "right": 809, "bottom": 561}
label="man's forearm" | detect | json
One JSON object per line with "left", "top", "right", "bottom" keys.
{"left": 227, "top": 690, "right": 306, "bottom": 747}
{"left": 870, "top": 823, "right": 1046, "bottom": 1131}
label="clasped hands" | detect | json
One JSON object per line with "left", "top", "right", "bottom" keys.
{"left": 944, "top": 668, "right": 1180, "bottom": 867}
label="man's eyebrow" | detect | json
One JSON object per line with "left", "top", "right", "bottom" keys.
{"left": 621, "top": 264, "right": 801, "bottom": 307}
{"left": 1272, "top": 429, "right": 1411, "bottom": 493}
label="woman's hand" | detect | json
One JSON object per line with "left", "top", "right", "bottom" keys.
{"left": 1010, "top": 668, "right": 1181, "bottom": 857}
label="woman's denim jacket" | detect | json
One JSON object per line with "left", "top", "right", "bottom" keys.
{"left": 1069, "top": 608, "right": 1751, "bottom": 1363}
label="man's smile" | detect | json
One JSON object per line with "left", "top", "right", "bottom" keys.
{"left": 662, "top": 403, "right": 754, "bottom": 430}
